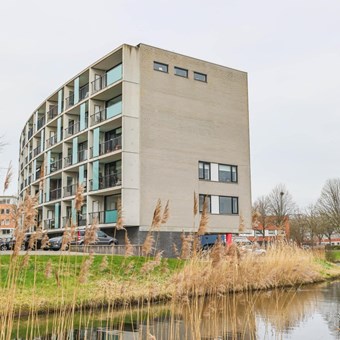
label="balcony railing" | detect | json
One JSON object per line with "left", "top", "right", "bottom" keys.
{"left": 28, "top": 151, "right": 32, "bottom": 161}
{"left": 65, "top": 94, "right": 74, "bottom": 109}
{"left": 79, "top": 83, "right": 89, "bottom": 101}
{"left": 48, "top": 188, "right": 62, "bottom": 202}
{"left": 88, "top": 210, "right": 117, "bottom": 224}
{"left": 62, "top": 215, "right": 86, "bottom": 227}
{"left": 47, "top": 106, "right": 58, "bottom": 121}
{"left": 78, "top": 149, "right": 88, "bottom": 162}
{"left": 33, "top": 145, "right": 42, "bottom": 157}
{"left": 90, "top": 102, "right": 122, "bottom": 126}
{"left": 37, "top": 116, "right": 45, "bottom": 130}
{"left": 44, "top": 219, "right": 56, "bottom": 230}
{"left": 28, "top": 128, "right": 33, "bottom": 140}
{"left": 89, "top": 172, "right": 121, "bottom": 191}
{"left": 50, "top": 159, "right": 62, "bottom": 173}
{"left": 63, "top": 183, "right": 77, "bottom": 197}
{"left": 90, "top": 136, "right": 122, "bottom": 158}
{"left": 46, "top": 135, "right": 58, "bottom": 148}
{"left": 64, "top": 155, "right": 72, "bottom": 167}
{"left": 64, "top": 118, "right": 88, "bottom": 138}
{"left": 35, "top": 170, "right": 41, "bottom": 181}
{"left": 91, "top": 64, "right": 122, "bottom": 94}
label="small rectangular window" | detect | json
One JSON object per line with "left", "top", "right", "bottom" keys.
{"left": 219, "top": 196, "right": 238, "bottom": 215}
{"left": 218, "top": 164, "right": 237, "bottom": 183}
{"left": 199, "top": 161, "right": 210, "bottom": 180}
{"left": 153, "top": 62, "right": 168, "bottom": 73}
{"left": 194, "top": 72, "right": 207, "bottom": 82}
{"left": 174, "top": 67, "right": 188, "bottom": 78}
{"left": 199, "top": 194, "right": 211, "bottom": 213}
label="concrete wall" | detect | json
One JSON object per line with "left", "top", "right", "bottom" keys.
{"left": 137, "top": 44, "right": 252, "bottom": 234}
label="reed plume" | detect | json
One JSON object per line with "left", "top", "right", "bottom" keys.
{"left": 197, "top": 197, "right": 208, "bottom": 236}
{"left": 3, "top": 161, "right": 13, "bottom": 194}
{"left": 161, "top": 200, "right": 170, "bottom": 225}
{"left": 41, "top": 233, "right": 50, "bottom": 249}
{"left": 79, "top": 253, "right": 94, "bottom": 284}
{"left": 39, "top": 160, "right": 45, "bottom": 189}
{"left": 125, "top": 230, "right": 134, "bottom": 257}
{"left": 193, "top": 191, "right": 198, "bottom": 216}
{"left": 142, "top": 232, "right": 155, "bottom": 256}
{"left": 151, "top": 199, "right": 162, "bottom": 231}
{"left": 238, "top": 213, "right": 245, "bottom": 233}
{"left": 84, "top": 220, "right": 98, "bottom": 245}
{"left": 100, "top": 256, "right": 108, "bottom": 271}
{"left": 180, "top": 232, "right": 193, "bottom": 259}
{"left": 75, "top": 184, "right": 84, "bottom": 212}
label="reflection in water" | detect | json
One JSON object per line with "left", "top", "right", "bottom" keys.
{"left": 9, "top": 281, "right": 340, "bottom": 339}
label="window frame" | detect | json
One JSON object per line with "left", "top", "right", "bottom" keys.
{"left": 153, "top": 61, "right": 168, "bottom": 73}
{"left": 199, "top": 194, "right": 211, "bottom": 213}
{"left": 218, "top": 164, "right": 238, "bottom": 183}
{"left": 218, "top": 195, "right": 239, "bottom": 215}
{"left": 198, "top": 161, "right": 211, "bottom": 180}
{"left": 174, "top": 66, "right": 188, "bottom": 78}
{"left": 194, "top": 72, "right": 207, "bottom": 82}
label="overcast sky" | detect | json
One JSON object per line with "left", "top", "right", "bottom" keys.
{"left": 0, "top": 0, "right": 339, "bottom": 208}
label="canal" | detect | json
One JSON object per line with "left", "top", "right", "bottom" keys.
{"left": 8, "top": 280, "right": 340, "bottom": 339}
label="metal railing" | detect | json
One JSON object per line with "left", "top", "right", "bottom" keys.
{"left": 79, "top": 83, "right": 89, "bottom": 101}
{"left": 63, "top": 183, "right": 77, "bottom": 197}
{"left": 33, "top": 145, "right": 42, "bottom": 157}
{"left": 44, "top": 219, "right": 56, "bottom": 229}
{"left": 65, "top": 121, "right": 80, "bottom": 138}
{"left": 89, "top": 172, "right": 121, "bottom": 191}
{"left": 65, "top": 94, "right": 74, "bottom": 109}
{"left": 90, "top": 136, "right": 122, "bottom": 158}
{"left": 46, "top": 135, "right": 58, "bottom": 148}
{"left": 47, "top": 106, "right": 58, "bottom": 121}
{"left": 78, "top": 149, "right": 87, "bottom": 162}
{"left": 90, "top": 103, "right": 122, "bottom": 126}
{"left": 35, "top": 170, "right": 41, "bottom": 181}
{"left": 28, "top": 128, "right": 33, "bottom": 140}
{"left": 64, "top": 155, "right": 72, "bottom": 167}
{"left": 37, "top": 116, "right": 45, "bottom": 130}
{"left": 91, "top": 64, "right": 122, "bottom": 94}
{"left": 88, "top": 210, "right": 117, "bottom": 224}
{"left": 62, "top": 215, "right": 86, "bottom": 227}
{"left": 50, "top": 159, "right": 62, "bottom": 173}
{"left": 48, "top": 188, "right": 62, "bottom": 201}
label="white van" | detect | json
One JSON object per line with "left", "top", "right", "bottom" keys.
{"left": 0, "top": 228, "right": 14, "bottom": 240}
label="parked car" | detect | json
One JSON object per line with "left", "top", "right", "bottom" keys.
{"left": 8, "top": 233, "right": 43, "bottom": 251}
{"left": 200, "top": 234, "right": 226, "bottom": 250}
{"left": 0, "top": 238, "right": 11, "bottom": 251}
{"left": 48, "top": 236, "right": 67, "bottom": 251}
{"left": 71, "top": 228, "right": 118, "bottom": 246}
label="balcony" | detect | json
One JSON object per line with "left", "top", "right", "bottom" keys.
{"left": 28, "top": 127, "right": 33, "bottom": 140}
{"left": 90, "top": 136, "right": 122, "bottom": 158}
{"left": 35, "top": 169, "right": 41, "bottom": 181}
{"left": 33, "top": 145, "right": 42, "bottom": 157}
{"left": 64, "top": 119, "right": 88, "bottom": 138}
{"left": 37, "top": 116, "right": 45, "bottom": 130}
{"left": 44, "top": 219, "right": 56, "bottom": 229}
{"left": 47, "top": 188, "right": 62, "bottom": 202}
{"left": 62, "top": 215, "right": 86, "bottom": 227}
{"left": 65, "top": 94, "right": 74, "bottom": 110}
{"left": 89, "top": 172, "right": 121, "bottom": 191}
{"left": 88, "top": 210, "right": 117, "bottom": 224}
{"left": 79, "top": 83, "right": 89, "bottom": 101}
{"left": 78, "top": 149, "right": 88, "bottom": 162}
{"left": 63, "top": 183, "right": 77, "bottom": 197}
{"left": 91, "top": 64, "right": 122, "bottom": 94}
{"left": 46, "top": 135, "right": 58, "bottom": 148}
{"left": 50, "top": 159, "right": 62, "bottom": 173}
{"left": 90, "top": 102, "right": 122, "bottom": 126}
{"left": 47, "top": 106, "right": 58, "bottom": 121}
{"left": 64, "top": 155, "right": 72, "bottom": 167}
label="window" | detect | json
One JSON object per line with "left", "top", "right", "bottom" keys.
{"left": 174, "top": 67, "right": 188, "bottom": 78}
{"left": 219, "top": 164, "right": 238, "bottom": 183}
{"left": 199, "top": 162, "right": 210, "bottom": 180}
{"left": 199, "top": 194, "right": 211, "bottom": 213}
{"left": 219, "top": 196, "right": 238, "bottom": 215}
{"left": 153, "top": 62, "right": 168, "bottom": 73}
{"left": 194, "top": 72, "right": 207, "bottom": 82}
{"left": 5, "top": 209, "right": 10, "bottom": 214}
{"left": 0, "top": 209, "right": 4, "bottom": 214}
{"left": 5, "top": 219, "right": 9, "bottom": 225}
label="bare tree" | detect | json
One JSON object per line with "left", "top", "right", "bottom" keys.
{"left": 252, "top": 195, "right": 271, "bottom": 239}
{"left": 289, "top": 212, "right": 308, "bottom": 246}
{"left": 268, "top": 184, "right": 296, "bottom": 230}
{"left": 304, "top": 204, "right": 319, "bottom": 247}
{"left": 317, "top": 178, "right": 340, "bottom": 242}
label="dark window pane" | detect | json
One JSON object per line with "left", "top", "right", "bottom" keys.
{"left": 204, "top": 163, "right": 210, "bottom": 180}
{"left": 232, "top": 197, "right": 238, "bottom": 214}
{"left": 194, "top": 72, "right": 207, "bottom": 82}
{"left": 219, "top": 196, "right": 232, "bottom": 214}
{"left": 199, "top": 162, "right": 204, "bottom": 179}
{"left": 219, "top": 164, "right": 231, "bottom": 182}
{"left": 154, "top": 62, "right": 168, "bottom": 73}
{"left": 175, "top": 67, "right": 188, "bottom": 78}
{"left": 199, "top": 194, "right": 211, "bottom": 213}
{"left": 232, "top": 166, "right": 237, "bottom": 182}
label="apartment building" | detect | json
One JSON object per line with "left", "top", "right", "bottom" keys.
{"left": 0, "top": 195, "right": 17, "bottom": 229}
{"left": 18, "top": 43, "right": 252, "bottom": 249}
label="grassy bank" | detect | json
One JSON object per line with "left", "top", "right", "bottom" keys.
{"left": 0, "top": 243, "right": 340, "bottom": 315}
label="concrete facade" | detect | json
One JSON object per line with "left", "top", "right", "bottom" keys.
{"left": 18, "top": 43, "right": 252, "bottom": 246}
